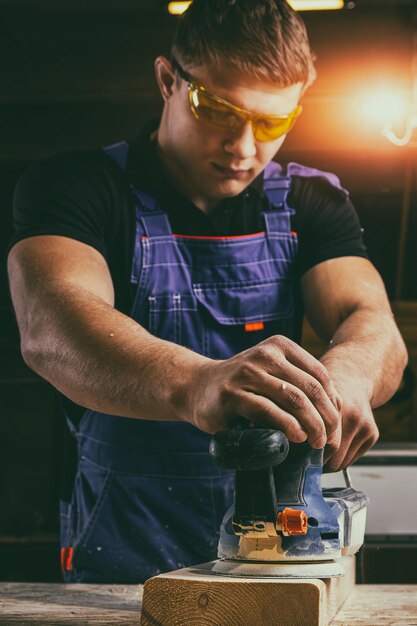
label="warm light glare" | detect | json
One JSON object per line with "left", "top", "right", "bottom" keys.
{"left": 168, "top": 1, "right": 191, "bottom": 15}
{"left": 356, "top": 86, "right": 417, "bottom": 146}
{"left": 360, "top": 89, "right": 408, "bottom": 127}
{"left": 287, "top": 0, "right": 344, "bottom": 10}
{"left": 168, "top": 0, "right": 344, "bottom": 14}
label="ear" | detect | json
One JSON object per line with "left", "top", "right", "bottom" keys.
{"left": 154, "top": 56, "right": 177, "bottom": 102}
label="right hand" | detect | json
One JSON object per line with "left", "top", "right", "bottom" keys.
{"left": 186, "top": 335, "right": 342, "bottom": 449}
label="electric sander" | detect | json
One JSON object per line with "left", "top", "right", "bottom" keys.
{"left": 208, "top": 423, "right": 368, "bottom": 579}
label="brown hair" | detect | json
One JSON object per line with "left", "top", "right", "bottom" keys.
{"left": 171, "top": 0, "right": 316, "bottom": 91}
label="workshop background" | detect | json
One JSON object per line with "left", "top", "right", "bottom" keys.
{"left": 1, "top": 0, "right": 417, "bottom": 584}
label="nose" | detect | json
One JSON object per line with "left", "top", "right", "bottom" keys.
{"left": 223, "top": 121, "right": 257, "bottom": 160}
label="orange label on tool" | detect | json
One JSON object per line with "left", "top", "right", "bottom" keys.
{"left": 244, "top": 322, "right": 264, "bottom": 332}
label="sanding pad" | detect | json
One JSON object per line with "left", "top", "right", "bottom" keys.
{"left": 210, "top": 558, "right": 345, "bottom": 579}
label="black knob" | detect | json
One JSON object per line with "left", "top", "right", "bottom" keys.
{"left": 209, "top": 428, "right": 289, "bottom": 471}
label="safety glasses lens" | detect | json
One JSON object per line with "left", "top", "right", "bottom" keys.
{"left": 254, "top": 109, "right": 300, "bottom": 141}
{"left": 190, "top": 88, "right": 301, "bottom": 142}
{"left": 190, "top": 89, "right": 244, "bottom": 131}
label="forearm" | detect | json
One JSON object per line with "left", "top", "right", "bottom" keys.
{"left": 20, "top": 283, "right": 208, "bottom": 422}
{"left": 320, "top": 307, "right": 407, "bottom": 408}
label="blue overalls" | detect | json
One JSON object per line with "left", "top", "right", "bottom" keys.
{"left": 60, "top": 145, "right": 347, "bottom": 583}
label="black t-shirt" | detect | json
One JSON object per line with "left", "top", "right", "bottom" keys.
{"left": 10, "top": 119, "right": 367, "bottom": 428}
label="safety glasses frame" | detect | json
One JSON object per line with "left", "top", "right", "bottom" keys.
{"left": 171, "top": 58, "right": 302, "bottom": 142}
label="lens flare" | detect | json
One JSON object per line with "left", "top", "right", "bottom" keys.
{"left": 287, "top": 0, "right": 344, "bottom": 9}
{"left": 356, "top": 86, "right": 417, "bottom": 146}
{"left": 168, "top": 2, "right": 191, "bottom": 15}
{"left": 168, "top": 1, "right": 344, "bottom": 14}
{"left": 360, "top": 89, "right": 408, "bottom": 127}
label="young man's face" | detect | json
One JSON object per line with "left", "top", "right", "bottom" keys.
{"left": 155, "top": 57, "right": 303, "bottom": 213}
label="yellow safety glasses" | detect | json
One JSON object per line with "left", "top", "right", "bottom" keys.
{"left": 172, "top": 59, "right": 302, "bottom": 142}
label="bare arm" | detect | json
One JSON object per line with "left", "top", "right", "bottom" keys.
{"left": 8, "top": 235, "right": 341, "bottom": 445}
{"left": 7, "top": 236, "right": 206, "bottom": 421}
{"left": 302, "top": 256, "right": 408, "bottom": 470}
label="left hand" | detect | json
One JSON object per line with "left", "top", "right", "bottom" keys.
{"left": 323, "top": 385, "right": 379, "bottom": 472}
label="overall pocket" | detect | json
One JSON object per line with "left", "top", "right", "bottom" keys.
{"left": 68, "top": 455, "right": 234, "bottom": 583}
{"left": 193, "top": 278, "right": 297, "bottom": 359}
{"left": 147, "top": 277, "right": 296, "bottom": 359}
{"left": 66, "top": 457, "right": 113, "bottom": 581}
{"left": 148, "top": 293, "right": 207, "bottom": 354}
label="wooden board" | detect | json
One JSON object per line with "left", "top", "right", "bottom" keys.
{"left": 0, "top": 582, "right": 143, "bottom": 625}
{"left": 0, "top": 581, "right": 416, "bottom": 624}
{"left": 140, "top": 557, "right": 355, "bottom": 626}
{"left": 332, "top": 584, "right": 417, "bottom": 625}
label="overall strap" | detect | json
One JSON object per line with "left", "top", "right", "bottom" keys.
{"left": 263, "top": 160, "right": 292, "bottom": 207}
{"left": 102, "top": 141, "right": 172, "bottom": 238}
{"left": 262, "top": 160, "right": 293, "bottom": 234}
{"left": 102, "top": 141, "right": 129, "bottom": 171}
{"left": 286, "top": 162, "right": 349, "bottom": 198}
{"left": 262, "top": 160, "right": 350, "bottom": 234}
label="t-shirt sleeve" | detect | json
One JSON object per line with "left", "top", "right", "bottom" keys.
{"left": 289, "top": 176, "right": 368, "bottom": 276}
{"left": 9, "top": 150, "right": 119, "bottom": 259}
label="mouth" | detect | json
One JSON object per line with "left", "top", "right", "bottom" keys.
{"left": 212, "top": 163, "right": 250, "bottom": 180}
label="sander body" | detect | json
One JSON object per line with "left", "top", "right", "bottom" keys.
{"left": 209, "top": 425, "right": 368, "bottom": 579}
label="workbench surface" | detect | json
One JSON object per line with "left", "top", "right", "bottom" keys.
{"left": 0, "top": 583, "right": 416, "bottom": 625}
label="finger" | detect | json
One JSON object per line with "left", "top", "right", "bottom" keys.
{"left": 325, "top": 431, "right": 367, "bottom": 472}
{"left": 324, "top": 428, "right": 355, "bottom": 472}
{"left": 325, "top": 417, "right": 379, "bottom": 471}
{"left": 275, "top": 338, "right": 340, "bottom": 409}
{"left": 341, "top": 427, "right": 379, "bottom": 469}
{"left": 334, "top": 392, "right": 343, "bottom": 413}
{"left": 241, "top": 372, "right": 328, "bottom": 447}
{"left": 238, "top": 391, "right": 309, "bottom": 444}
{"left": 323, "top": 424, "right": 342, "bottom": 463}
{"left": 347, "top": 436, "right": 378, "bottom": 467}
{"left": 269, "top": 379, "right": 328, "bottom": 447}
{"left": 269, "top": 363, "right": 342, "bottom": 439}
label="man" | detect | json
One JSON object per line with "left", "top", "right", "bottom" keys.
{"left": 7, "top": 0, "right": 406, "bottom": 584}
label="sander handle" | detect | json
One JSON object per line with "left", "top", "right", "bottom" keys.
{"left": 209, "top": 419, "right": 289, "bottom": 471}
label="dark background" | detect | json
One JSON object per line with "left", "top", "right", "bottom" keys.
{"left": 1, "top": 0, "right": 417, "bottom": 583}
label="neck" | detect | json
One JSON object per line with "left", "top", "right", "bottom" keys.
{"left": 154, "top": 130, "right": 220, "bottom": 215}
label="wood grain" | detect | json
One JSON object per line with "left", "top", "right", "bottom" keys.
{"left": 0, "top": 583, "right": 143, "bottom": 625}
{"left": 140, "top": 557, "right": 355, "bottom": 626}
{"left": 0, "top": 580, "right": 417, "bottom": 624}
{"left": 332, "top": 584, "right": 417, "bottom": 625}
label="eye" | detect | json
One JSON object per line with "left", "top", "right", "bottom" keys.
{"left": 200, "top": 106, "right": 241, "bottom": 128}
{"left": 222, "top": 111, "right": 244, "bottom": 128}
{"left": 197, "top": 93, "right": 244, "bottom": 127}
{"left": 257, "top": 116, "right": 287, "bottom": 131}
